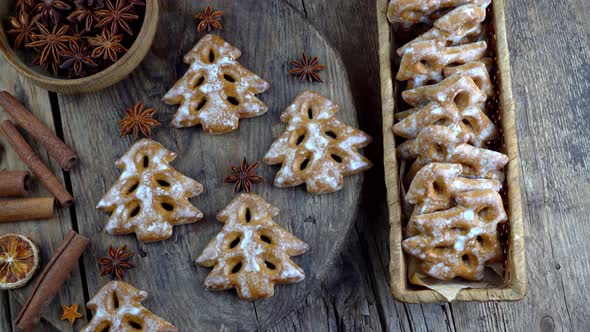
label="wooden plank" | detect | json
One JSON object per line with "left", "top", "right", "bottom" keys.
{"left": 450, "top": 0, "right": 590, "bottom": 330}
{"left": 273, "top": 0, "right": 453, "bottom": 330}
{"left": 0, "top": 64, "right": 87, "bottom": 330}
{"left": 55, "top": 0, "right": 366, "bottom": 330}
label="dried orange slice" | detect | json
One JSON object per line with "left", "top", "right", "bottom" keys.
{"left": 0, "top": 234, "right": 40, "bottom": 290}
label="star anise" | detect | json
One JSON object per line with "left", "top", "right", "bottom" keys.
{"left": 288, "top": 52, "right": 327, "bottom": 83}
{"left": 99, "top": 245, "right": 135, "bottom": 280}
{"left": 33, "top": 0, "right": 72, "bottom": 25}
{"left": 88, "top": 29, "right": 127, "bottom": 62}
{"left": 67, "top": 5, "right": 100, "bottom": 32}
{"left": 96, "top": 0, "right": 139, "bottom": 36}
{"left": 26, "top": 23, "right": 74, "bottom": 73}
{"left": 119, "top": 101, "right": 160, "bottom": 139}
{"left": 59, "top": 40, "right": 97, "bottom": 77}
{"left": 7, "top": 12, "right": 38, "bottom": 49}
{"left": 224, "top": 158, "right": 264, "bottom": 193}
{"left": 16, "top": 0, "right": 35, "bottom": 11}
{"left": 195, "top": 6, "right": 223, "bottom": 32}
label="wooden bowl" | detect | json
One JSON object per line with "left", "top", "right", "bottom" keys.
{"left": 0, "top": 0, "right": 159, "bottom": 95}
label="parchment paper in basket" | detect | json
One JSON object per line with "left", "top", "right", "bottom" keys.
{"left": 409, "top": 263, "right": 504, "bottom": 301}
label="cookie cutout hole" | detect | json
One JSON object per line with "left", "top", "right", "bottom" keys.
{"left": 418, "top": 59, "right": 431, "bottom": 70}
{"left": 260, "top": 235, "right": 272, "bottom": 244}
{"left": 426, "top": 79, "right": 438, "bottom": 85}
{"left": 245, "top": 208, "right": 252, "bottom": 223}
{"left": 453, "top": 91, "right": 470, "bottom": 108}
{"left": 226, "top": 96, "right": 240, "bottom": 106}
{"left": 195, "top": 96, "right": 208, "bottom": 112}
{"left": 330, "top": 154, "right": 343, "bottom": 163}
{"left": 434, "top": 117, "right": 450, "bottom": 126}
{"left": 299, "top": 158, "right": 310, "bottom": 171}
{"left": 462, "top": 254, "right": 470, "bottom": 263}
{"left": 160, "top": 202, "right": 175, "bottom": 212}
{"left": 307, "top": 107, "right": 314, "bottom": 120}
{"left": 432, "top": 144, "right": 444, "bottom": 159}
{"left": 462, "top": 118, "right": 471, "bottom": 127}
{"left": 476, "top": 235, "right": 484, "bottom": 244}
{"left": 432, "top": 181, "right": 441, "bottom": 193}
{"left": 325, "top": 131, "right": 337, "bottom": 139}
{"left": 190, "top": 74, "right": 205, "bottom": 88}
{"left": 231, "top": 261, "right": 242, "bottom": 274}
{"left": 478, "top": 207, "right": 492, "bottom": 220}
{"left": 142, "top": 155, "right": 149, "bottom": 168}
{"left": 126, "top": 181, "right": 139, "bottom": 195}
{"left": 296, "top": 133, "right": 305, "bottom": 146}
{"left": 157, "top": 179, "right": 170, "bottom": 187}
{"left": 223, "top": 74, "right": 236, "bottom": 82}
{"left": 112, "top": 292, "right": 120, "bottom": 309}
{"left": 128, "top": 202, "right": 141, "bottom": 218}
{"left": 208, "top": 49, "right": 216, "bottom": 63}
{"left": 229, "top": 236, "right": 241, "bottom": 249}
{"left": 125, "top": 316, "right": 144, "bottom": 330}
{"left": 264, "top": 261, "right": 276, "bottom": 270}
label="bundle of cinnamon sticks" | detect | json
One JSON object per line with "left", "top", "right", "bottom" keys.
{"left": 0, "top": 91, "right": 78, "bottom": 222}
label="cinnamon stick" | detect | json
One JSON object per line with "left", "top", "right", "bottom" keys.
{"left": 0, "top": 120, "right": 74, "bottom": 207}
{"left": 0, "top": 170, "right": 30, "bottom": 197}
{"left": 0, "top": 198, "right": 54, "bottom": 222}
{"left": 0, "top": 91, "right": 78, "bottom": 171}
{"left": 15, "top": 230, "right": 89, "bottom": 332}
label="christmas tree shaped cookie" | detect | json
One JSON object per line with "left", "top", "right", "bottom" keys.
{"left": 196, "top": 193, "right": 309, "bottom": 300}
{"left": 81, "top": 281, "right": 177, "bottom": 332}
{"left": 263, "top": 90, "right": 372, "bottom": 194}
{"left": 97, "top": 139, "right": 204, "bottom": 242}
{"left": 162, "top": 34, "right": 270, "bottom": 134}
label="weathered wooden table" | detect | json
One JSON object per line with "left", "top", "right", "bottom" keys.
{"left": 1, "top": 0, "right": 589, "bottom": 331}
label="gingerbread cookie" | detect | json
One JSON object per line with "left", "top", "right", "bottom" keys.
{"left": 196, "top": 193, "right": 309, "bottom": 300}
{"left": 97, "top": 139, "right": 204, "bottom": 242}
{"left": 397, "top": 4, "right": 487, "bottom": 56}
{"left": 397, "top": 126, "right": 509, "bottom": 181}
{"left": 405, "top": 162, "right": 501, "bottom": 215}
{"left": 396, "top": 39, "right": 487, "bottom": 88}
{"left": 162, "top": 34, "right": 270, "bottom": 134}
{"left": 403, "top": 189, "right": 507, "bottom": 281}
{"left": 387, "top": 0, "right": 491, "bottom": 24}
{"left": 81, "top": 281, "right": 177, "bottom": 332}
{"left": 263, "top": 90, "right": 372, "bottom": 194}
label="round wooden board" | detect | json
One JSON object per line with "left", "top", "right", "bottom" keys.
{"left": 57, "top": 0, "right": 366, "bottom": 330}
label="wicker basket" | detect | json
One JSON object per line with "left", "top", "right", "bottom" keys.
{"left": 377, "top": 0, "right": 527, "bottom": 302}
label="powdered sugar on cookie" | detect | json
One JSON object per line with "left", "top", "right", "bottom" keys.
{"left": 263, "top": 90, "right": 372, "bottom": 194}
{"left": 97, "top": 139, "right": 204, "bottom": 242}
{"left": 162, "top": 34, "right": 269, "bottom": 135}
{"left": 196, "top": 194, "right": 308, "bottom": 300}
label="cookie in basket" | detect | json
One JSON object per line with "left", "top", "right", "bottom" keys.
{"left": 162, "top": 34, "right": 270, "bottom": 134}
{"left": 97, "top": 139, "right": 204, "bottom": 242}
{"left": 403, "top": 189, "right": 507, "bottom": 281}
{"left": 196, "top": 193, "right": 309, "bottom": 300}
{"left": 397, "top": 4, "right": 487, "bottom": 56}
{"left": 405, "top": 162, "right": 502, "bottom": 215}
{"left": 397, "top": 125, "right": 509, "bottom": 181}
{"left": 263, "top": 90, "right": 372, "bottom": 194}
{"left": 387, "top": 0, "right": 491, "bottom": 24}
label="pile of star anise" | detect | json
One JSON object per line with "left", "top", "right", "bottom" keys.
{"left": 5, "top": 0, "right": 145, "bottom": 78}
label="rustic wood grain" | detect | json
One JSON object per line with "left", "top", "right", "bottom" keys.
{"left": 0, "top": 61, "right": 87, "bottom": 330}
{"left": 0, "top": 0, "right": 588, "bottom": 331}
{"left": 52, "top": 0, "right": 366, "bottom": 330}
{"left": 450, "top": 0, "right": 590, "bottom": 330}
